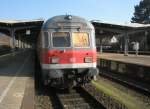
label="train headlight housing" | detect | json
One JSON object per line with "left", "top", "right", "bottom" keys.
{"left": 51, "top": 57, "right": 59, "bottom": 64}
{"left": 84, "top": 57, "right": 92, "bottom": 63}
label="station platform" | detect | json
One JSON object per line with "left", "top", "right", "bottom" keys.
{"left": 97, "top": 53, "right": 150, "bottom": 67}
{"left": 0, "top": 51, "right": 34, "bottom": 109}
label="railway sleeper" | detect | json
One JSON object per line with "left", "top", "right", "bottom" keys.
{"left": 58, "top": 94, "right": 81, "bottom": 99}
{"left": 62, "top": 103, "right": 95, "bottom": 109}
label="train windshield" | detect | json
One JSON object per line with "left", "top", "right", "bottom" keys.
{"left": 72, "top": 32, "right": 90, "bottom": 47}
{"left": 52, "top": 32, "right": 71, "bottom": 47}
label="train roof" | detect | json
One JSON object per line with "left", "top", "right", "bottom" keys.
{"left": 42, "top": 15, "right": 94, "bottom": 30}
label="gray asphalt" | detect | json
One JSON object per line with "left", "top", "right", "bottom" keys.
{"left": 0, "top": 51, "right": 34, "bottom": 109}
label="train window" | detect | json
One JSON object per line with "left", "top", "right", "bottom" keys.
{"left": 44, "top": 32, "right": 49, "bottom": 47}
{"left": 52, "top": 32, "right": 70, "bottom": 47}
{"left": 72, "top": 32, "right": 89, "bottom": 47}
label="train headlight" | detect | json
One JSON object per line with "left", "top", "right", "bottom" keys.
{"left": 84, "top": 57, "right": 92, "bottom": 63}
{"left": 51, "top": 57, "right": 59, "bottom": 64}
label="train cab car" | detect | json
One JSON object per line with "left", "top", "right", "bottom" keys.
{"left": 37, "top": 15, "right": 98, "bottom": 88}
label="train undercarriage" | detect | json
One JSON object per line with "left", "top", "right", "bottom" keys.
{"left": 41, "top": 68, "right": 99, "bottom": 88}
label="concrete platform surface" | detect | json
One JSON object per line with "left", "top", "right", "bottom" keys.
{"left": 97, "top": 53, "right": 150, "bottom": 67}
{"left": 0, "top": 51, "right": 34, "bottom": 109}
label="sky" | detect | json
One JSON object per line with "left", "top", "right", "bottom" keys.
{"left": 0, "top": 0, "right": 141, "bottom": 23}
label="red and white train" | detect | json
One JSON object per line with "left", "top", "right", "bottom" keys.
{"left": 37, "top": 15, "right": 98, "bottom": 88}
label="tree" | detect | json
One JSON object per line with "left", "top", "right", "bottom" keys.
{"left": 131, "top": 0, "right": 150, "bottom": 51}
{"left": 131, "top": 0, "right": 150, "bottom": 24}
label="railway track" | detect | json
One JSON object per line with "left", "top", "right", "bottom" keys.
{"left": 34, "top": 69, "right": 104, "bottom": 109}
{"left": 35, "top": 86, "right": 105, "bottom": 109}
{"left": 35, "top": 89, "right": 61, "bottom": 109}
{"left": 99, "top": 71, "right": 150, "bottom": 94}
{"left": 34, "top": 55, "right": 104, "bottom": 109}
{"left": 56, "top": 87, "right": 104, "bottom": 109}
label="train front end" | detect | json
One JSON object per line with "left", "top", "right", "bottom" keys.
{"left": 37, "top": 15, "right": 98, "bottom": 88}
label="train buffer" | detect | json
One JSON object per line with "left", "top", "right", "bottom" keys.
{"left": 0, "top": 51, "right": 34, "bottom": 109}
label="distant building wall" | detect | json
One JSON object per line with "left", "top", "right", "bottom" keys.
{"left": 0, "top": 33, "right": 11, "bottom": 49}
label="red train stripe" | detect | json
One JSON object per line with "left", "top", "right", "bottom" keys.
{"left": 39, "top": 49, "right": 97, "bottom": 64}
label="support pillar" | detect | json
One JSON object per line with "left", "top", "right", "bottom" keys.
{"left": 22, "top": 41, "right": 24, "bottom": 49}
{"left": 124, "top": 32, "right": 129, "bottom": 56}
{"left": 22, "top": 39, "right": 25, "bottom": 49}
{"left": 21, "top": 39, "right": 23, "bottom": 49}
{"left": 145, "top": 31, "right": 148, "bottom": 51}
{"left": 25, "top": 42, "right": 27, "bottom": 48}
{"left": 18, "top": 35, "right": 21, "bottom": 49}
{"left": 100, "top": 38, "right": 103, "bottom": 53}
{"left": 22, "top": 39, "right": 24, "bottom": 48}
{"left": 10, "top": 29, "right": 16, "bottom": 52}
{"left": 17, "top": 39, "right": 19, "bottom": 49}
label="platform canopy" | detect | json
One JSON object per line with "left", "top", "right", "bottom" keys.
{"left": 0, "top": 19, "right": 44, "bottom": 35}
{"left": 91, "top": 20, "right": 150, "bottom": 35}
{"left": 0, "top": 19, "right": 43, "bottom": 26}
{"left": 91, "top": 20, "right": 150, "bottom": 55}
{"left": 0, "top": 19, "right": 44, "bottom": 49}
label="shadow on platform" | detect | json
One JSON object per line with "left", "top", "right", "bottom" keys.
{"left": 0, "top": 51, "right": 34, "bottom": 77}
